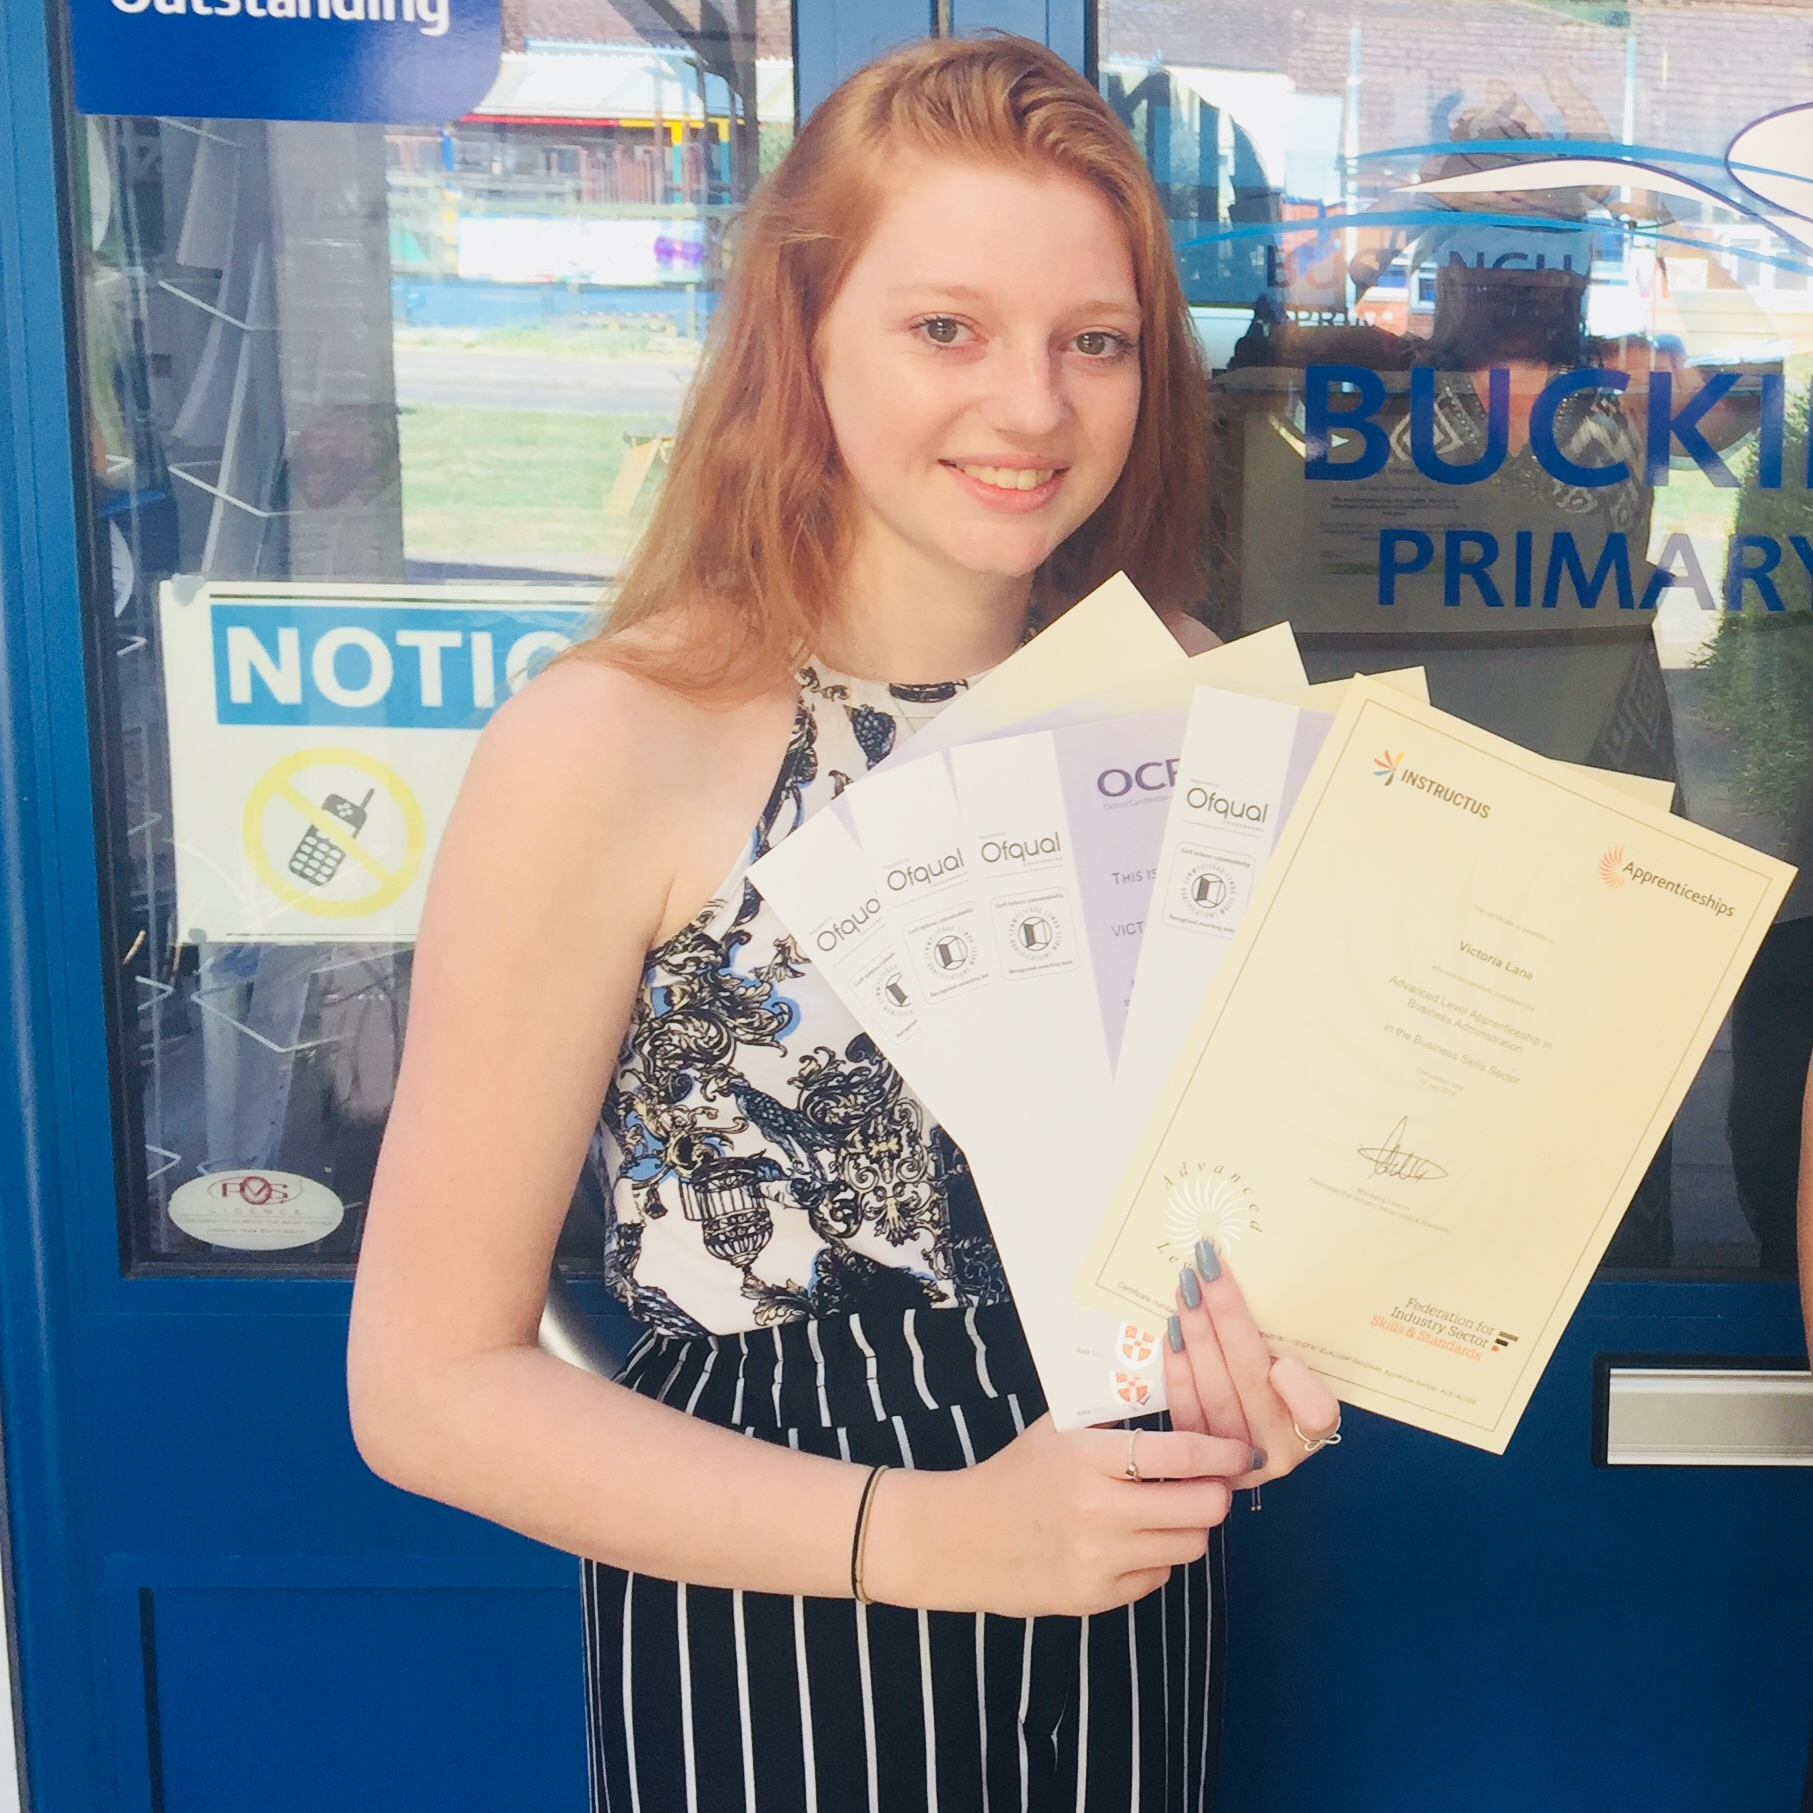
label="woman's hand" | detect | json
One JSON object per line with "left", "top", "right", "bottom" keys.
{"left": 864, "top": 1415, "right": 1252, "bottom": 1619}
{"left": 1163, "top": 1241, "right": 1343, "bottom": 1488}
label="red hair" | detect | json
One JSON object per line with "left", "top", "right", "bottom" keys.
{"left": 589, "top": 35, "right": 1211, "bottom": 693}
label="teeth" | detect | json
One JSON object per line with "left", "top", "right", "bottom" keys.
{"left": 960, "top": 464, "right": 1056, "bottom": 491}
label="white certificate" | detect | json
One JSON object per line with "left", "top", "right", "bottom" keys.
{"left": 1112, "top": 689, "right": 1331, "bottom": 1155}
{"left": 1078, "top": 680, "right": 1794, "bottom": 1452}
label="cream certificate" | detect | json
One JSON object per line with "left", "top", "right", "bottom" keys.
{"left": 1077, "top": 680, "right": 1794, "bottom": 1452}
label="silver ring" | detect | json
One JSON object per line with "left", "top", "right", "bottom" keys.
{"left": 1123, "top": 1428, "right": 1144, "bottom": 1482}
{"left": 1293, "top": 1415, "right": 1342, "bottom": 1457}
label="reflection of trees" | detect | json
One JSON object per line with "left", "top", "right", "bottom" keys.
{"left": 1696, "top": 380, "right": 1813, "bottom": 842}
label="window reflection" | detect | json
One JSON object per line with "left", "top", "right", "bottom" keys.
{"left": 77, "top": 0, "right": 792, "bottom": 1269}
{"left": 1100, "top": 0, "right": 1813, "bottom": 1273}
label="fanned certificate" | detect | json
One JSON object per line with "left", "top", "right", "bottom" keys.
{"left": 1112, "top": 689, "right": 1331, "bottom": 1150}
{"left": 1077, "top": 680, "right": 1794, "bottom": 1452}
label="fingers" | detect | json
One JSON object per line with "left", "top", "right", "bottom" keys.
{"left": 1271, "top": 1355, "right": 1341, "bottom": 1441}
{"left": 1190, "top": 1247, "right": 1277, "bottom": 1412}
{"left": 1160, "top": 1315, "right": 1208, "bottom": 1435}
{"left": 1110, "top": 1567, "right": 1176, "bottom": 1609}
{"left": 1111, "top": 1429, "right": 1253, "bottom": 1483}
{"left": 1129, "top": 1527, "right": 1214, "bottom": 1573}
{"left": 1174, "top": 1256, "right": 1252, "bottom": 1445}
{"left": 1124, "top": 1428, "right": 1254, "bottom": 1486}
{"left": 1189, "top": 1248, "right": 1344, "bottom": 1479}
{"left": 1123, "top": 1479, "right": 1233, "bottom": 1534}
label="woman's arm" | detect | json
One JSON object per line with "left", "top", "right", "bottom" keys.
{"left": 348, "top": 659, "right": 1250, "bottom": 1615}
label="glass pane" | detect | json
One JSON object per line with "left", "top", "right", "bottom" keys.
{"left": 74, "top": 3, "right": 794, "bottom": 1271}
{"left": 1099, "top": 0, "right": 1813, "bottom": 1275}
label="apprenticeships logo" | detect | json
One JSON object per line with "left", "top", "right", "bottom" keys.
{"left": 1598, "top": 847, "right": 1736, "bottom": 917}
{"left": 1374, "top": 749, "right": 1404, "bottom": 785}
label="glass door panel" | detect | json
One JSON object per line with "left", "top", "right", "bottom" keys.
{"left": 1098, "top": 0, "right": 1813, "bottom": 1278}
{"left": 77, "top": 2, "right": 795, "bottom": 1273}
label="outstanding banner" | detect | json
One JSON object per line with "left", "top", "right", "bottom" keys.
{"left": 72, "top": 0, "right": 503, "bottom": 123}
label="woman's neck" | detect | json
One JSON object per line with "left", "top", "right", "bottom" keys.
{"left": 815, "top": 532, "right": 1032, "bottom": 685}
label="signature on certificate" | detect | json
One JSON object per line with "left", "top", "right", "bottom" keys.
{"left": 1357, "top": 1116, "right": 1449, "bottom": 1182}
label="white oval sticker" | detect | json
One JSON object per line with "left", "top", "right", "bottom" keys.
{"left": 169, "top": 1169, "right": 345, "bottom": 1252}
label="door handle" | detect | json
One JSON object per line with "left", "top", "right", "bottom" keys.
{"left": 1602, "top": 1365, "right": 1813, "bottom": 1465}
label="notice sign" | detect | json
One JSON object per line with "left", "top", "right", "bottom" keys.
{"left": 160, "top": 578, "right": 596, "bottom": 943}
{"left": 71, "top": 0, "right": 503, "bottom": 125}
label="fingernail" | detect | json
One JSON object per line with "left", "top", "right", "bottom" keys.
{"left": 1178, "top": 1265, "right": 1201, "bottom": 1309}
{"left": 1166, "top": 1314, "right": 1183, "bottom": 1352}
{"left": 1250, "top": 1447, "right": 1267, "bottom": 1472}
{"left": 1194, "top": 1239, "right": 1221, "bottom": 1283}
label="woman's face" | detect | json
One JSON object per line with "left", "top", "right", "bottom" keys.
{"left": 816, "top": 157, "right": 1143, "bottom": 592}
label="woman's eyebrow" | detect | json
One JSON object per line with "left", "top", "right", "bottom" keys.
{"left": 882, "top": 282, "right": 990, "bottom": 305}
{"left": 883, "top": 282, "right": 1140, "bottom": 318}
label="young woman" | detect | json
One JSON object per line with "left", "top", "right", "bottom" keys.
{"left": 349, "top": 36, "right": 1340, "bottom": 1811}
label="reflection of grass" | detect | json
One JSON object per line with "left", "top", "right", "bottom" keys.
{"left": 398, "top": 405, "right": 668, "bottom": 574}
{"left": 1694, "top": 368, "right": 1813, "bottom": 839}
{"left": 393, "top": 321, "right": 706, "bottom": 364}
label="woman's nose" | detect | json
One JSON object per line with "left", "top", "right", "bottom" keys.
{"left": 982, "top": 343, "right": 1067, "bottom": 438}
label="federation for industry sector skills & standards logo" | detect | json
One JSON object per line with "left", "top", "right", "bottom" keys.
{"left": 1597, "top": 846, "right": 1736, "bottom": 917}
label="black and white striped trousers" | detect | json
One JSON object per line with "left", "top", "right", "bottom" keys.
{"left": 582, "top": 1303, "right": 1223, "bottom": 1813}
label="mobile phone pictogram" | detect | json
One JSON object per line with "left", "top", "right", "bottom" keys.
{"left": 287, "top": 788, "right": 374, "bottom": 887}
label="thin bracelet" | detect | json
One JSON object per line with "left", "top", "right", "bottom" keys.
{"left": 850, "top": 1463, "right": 891, "bottom": 1604}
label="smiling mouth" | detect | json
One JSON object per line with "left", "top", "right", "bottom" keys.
{"left": 948, "top": 461, "right": 1061, "bottom": 493}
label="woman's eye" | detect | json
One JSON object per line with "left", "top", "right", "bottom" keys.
{"left": 919, "top": 316, "right": 964, "bottom": 346}
{"left": 1074, "top": 330, "right": 1133, "bottom": 358}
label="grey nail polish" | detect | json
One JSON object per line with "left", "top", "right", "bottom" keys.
{"left": 1178, "top": 1265, "right": 1201, "bottom": 1309}
{"left": 1250, "top": 1447, "right": 1267, "bottom": 1472}
{"left": 1166, "top": 1314, "right": 1183, "bottom": 1352}
{"left": 1194, "top": 1238, "right": 1222, "bottom": 1283}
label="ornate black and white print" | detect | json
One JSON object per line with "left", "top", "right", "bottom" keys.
{"left": 596, "top": 666, "right": 1010, "bottom": 1337}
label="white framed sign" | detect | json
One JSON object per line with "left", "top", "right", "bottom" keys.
{"left": 159, "top": 578, "right": 599, "bottom": 944}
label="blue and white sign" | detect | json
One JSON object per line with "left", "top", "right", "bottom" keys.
{"left": 71, "top": 0, "right": 503, "bottom": 125}
{"left": 210, "top": 600, "right": 586, "bottom": 730}
{"left": 160, "top": 580, "right": 597, "bottom": 943}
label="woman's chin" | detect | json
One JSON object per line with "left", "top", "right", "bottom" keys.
{"left": 933, "top": 528, "right": 1071, "bottom": 584}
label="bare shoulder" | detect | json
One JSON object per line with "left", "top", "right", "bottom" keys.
{"left": 435, "top": 645, "right": 798, "bottom": 948}
{"left": 471, "top": 647, "right": 792, "bottom": 812}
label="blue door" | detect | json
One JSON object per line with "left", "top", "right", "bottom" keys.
{"left": 0, "top": 1, "right": 833, "bottom": 1805}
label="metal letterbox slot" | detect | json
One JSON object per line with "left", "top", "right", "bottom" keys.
{"left": 1604, "top": 1367, "right": 1813, "bottom": 1466}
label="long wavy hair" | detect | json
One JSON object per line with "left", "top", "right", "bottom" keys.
{"left": 588, "top": 35, "right": 1211, "bottom": 693}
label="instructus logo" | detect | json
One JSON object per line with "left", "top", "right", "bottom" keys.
{"left": 1374, "top": 750, "right": 1404, "bottom": 784}
{"left": 1598, "top": 845, "right": 1628, "bottom": 888}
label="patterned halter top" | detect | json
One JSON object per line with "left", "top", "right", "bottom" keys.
{"left": 595, "top": 663, "right": 1011, "bottom": 1340}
